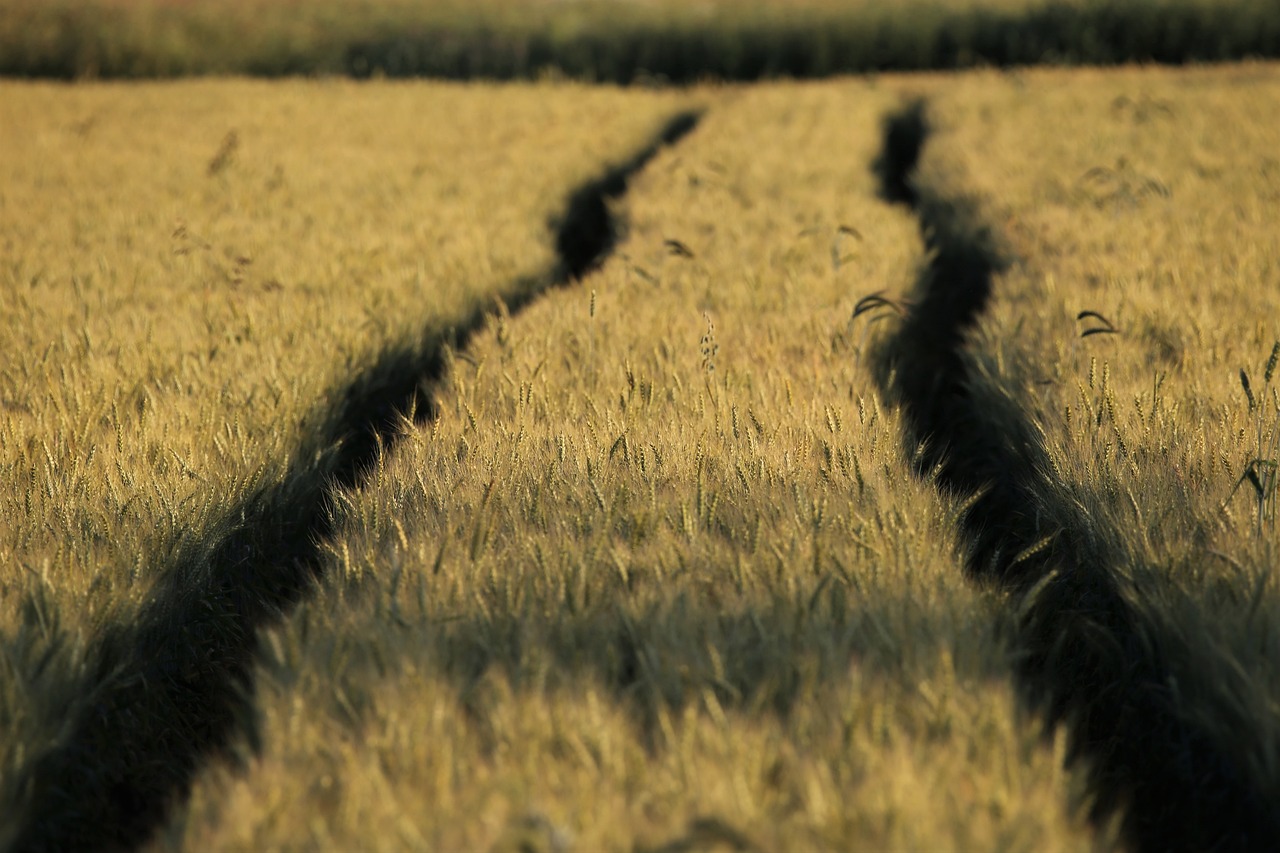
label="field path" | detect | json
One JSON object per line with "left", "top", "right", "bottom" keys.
{"left": 9, "top": 110, "right": 701, "bottom": 852}
{"left": 870, "top": 100, "right": 1280, "bottom": 852}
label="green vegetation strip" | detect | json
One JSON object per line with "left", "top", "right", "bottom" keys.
{"left": 2, "top": 0, "right": 1279, "bottom": 80}
{"left": 7, "top": 110, "right": 700, "bottom": 851}
{"left": 870, "top": 101, "right": 1280, "bottom": 851}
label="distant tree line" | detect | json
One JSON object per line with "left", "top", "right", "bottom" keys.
{"left": 2, "top": 0, "right": 1277, "bottom": 81}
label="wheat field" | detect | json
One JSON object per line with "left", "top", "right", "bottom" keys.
{"left": 0, "top": 79, "right": 691, "bottom": 845}
{"left": 3, "top": 63, "right": 1279, "bottom": 851}
{"left": 156, "top": 80, "right": 1099, "bottom": 852}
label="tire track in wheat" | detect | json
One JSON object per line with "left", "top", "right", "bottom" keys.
{"left": 8, "top": 110, "right": 701, "bottom": 853}
{"left": 869, "top": 100, "right": 1279, "bottom": 853}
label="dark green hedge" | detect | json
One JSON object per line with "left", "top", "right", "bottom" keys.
{"left": 3, "top": 0, "right": 1278, "bottom": 81}
{"left": 344, "top": 3, "right": 1280, "bottom": 83}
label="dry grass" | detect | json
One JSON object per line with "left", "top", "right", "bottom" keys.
{"left": 160, "top": 83, "right": 1099, "bottom": 850}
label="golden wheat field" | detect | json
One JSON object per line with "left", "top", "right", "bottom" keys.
{"left": 2, "top": 63, "right": 1279, "bottom": 852}
{"left": 923, "top": 64, "right": 1280, "bottom": 787}
{"left": 0, "top": 79, "right": 691, "bottom": 841}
